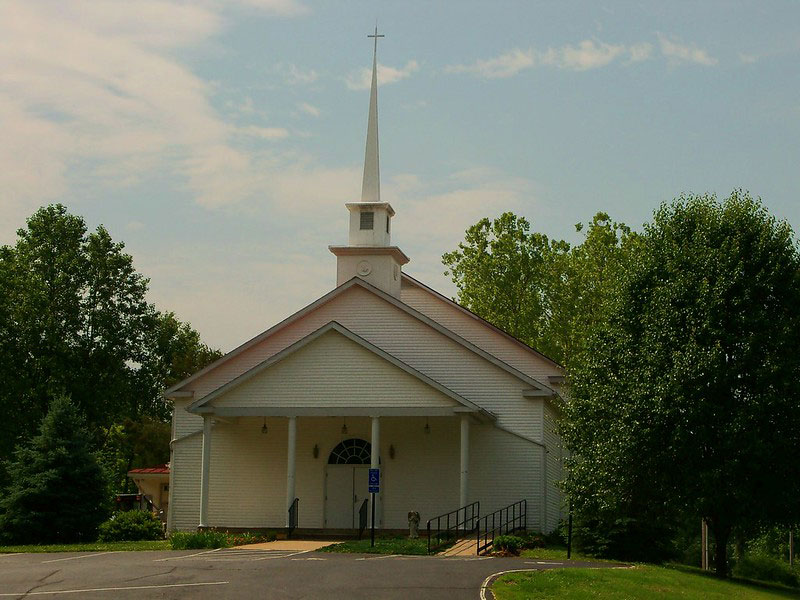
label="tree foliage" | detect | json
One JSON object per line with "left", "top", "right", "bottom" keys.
{"left": 443, "top": 211, "right": 634, "bottom": 366}
{"left": 0, "top": 204, "right": 221, "bottom": 487}
{"left": 562, "top": 191, "right": 800, "bottom": 574}
{"left": 0, "top": 396, "right": 109, "bottom": 543}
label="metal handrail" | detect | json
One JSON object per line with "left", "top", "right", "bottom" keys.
{"left": 426, "top": 501, "right": 480, "bottom": 554}
{"left": 476, "top": 499, "right": 526, "bottom": 555}
{"left": 357, "top": 498, "right": 369, "bottom": 539}
{"left": 288, "top": 497, "right": 299, "bottom": 537}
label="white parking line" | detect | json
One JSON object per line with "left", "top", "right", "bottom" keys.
{"left": 0, "top": 553, "right": 29, "bottom": 559}
{"left": 41, "top": 552, "right": 120, "bottom": 564}
{"left": 252, "top": 549, "right": 311, "bottom": 561}
{"left": 153, "top": 548, "right": 221, "bottom": 562}
{"left": 0, "top": 581, "right": 229, "bottom": 596}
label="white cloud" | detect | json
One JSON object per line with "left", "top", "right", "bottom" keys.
{"left": 445, "top": 48, "right": 534, "bottom": 79}
{"left": 0, "top": 0, "right": 307, "bottom": 233}
{"left": 540, "top": 40, "right": 626, "bottom": 71}
{"left": 236, "top": 125, "right": 290, "bottom": 139}
{"left": 739, "top": 52, "right": 758, "bottom": 64}
{"left": 658, "top": 34, "right": 718, "bottom": 66}
{"left": 627, "top": 42, "right": 653, "bottom": 63}
{"left": 286, "top": 64, "right": 319, "bottom": 85}
{"left": 446, "top": 40, "right": 654, "bottom": 78}
{"left": 225, "top": 0, "right": 310, "bottom": 16}
{"left": 346, "top": 60, "right": 420, "bottom": 90}
{"left": 298, "top": 102, "right": 321, "bottom": 117}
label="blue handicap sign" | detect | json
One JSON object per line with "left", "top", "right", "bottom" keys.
{"left": 368, "top": 468, "right": 380, "bottom": 493}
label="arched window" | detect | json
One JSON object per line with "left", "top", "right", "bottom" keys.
{"left": 328, "top": 438, "right": 372, "bottom": 465}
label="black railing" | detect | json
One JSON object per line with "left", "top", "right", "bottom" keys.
{"left": 288, "top": 497, "right": 299, "bottom": 537}
{"left": 476, "top": 499, "right": 526, "bottom": 555}
{"left": 426, "top": 501, "right": 480, "bottom": 554}
{"left": 357, "top": 498, "right": 369, "bottom": 539}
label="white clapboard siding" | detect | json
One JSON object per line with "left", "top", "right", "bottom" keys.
{"left": 543, "top": 402, "right": 565, "bottom": 532}
{"left": 169, "top": 435, "right": 201, "bottom": 531}
{"left": 183, "top": 286, "right": 545, "bottom": 442}
{"left": 213, "top": 330, "right": 458, "bottom": 409}
{"left": 400, "top": 278, "right": 563, "bottom": 383}
{"left": 469, "top": 422, "right": 543, "bottom": 532}
{"left": 173, "top": 398, "right": 203, "bottom": 439}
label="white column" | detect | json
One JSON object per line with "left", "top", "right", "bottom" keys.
{"left": 286, "top": 416, "right": 297, "bottom": 527}
{"left": 199, "top": 415, "right": 212, "bottom": 528}
{"left": 371, "top": 416, "right": 380, "bottom": 527}
{"left": 460, "top": 414, "right": 470, "bottom": 507}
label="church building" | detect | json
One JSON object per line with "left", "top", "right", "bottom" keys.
{"left": 165, "top": 33, "right": 566, "bottom": 535}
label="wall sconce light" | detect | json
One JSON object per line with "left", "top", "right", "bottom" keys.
{"left": 424, "top": 418, "right": 430, "bottom": 434}
{"left": 389, "top": 444, "right": 395, "bottom": 459}
{"left": 341, "top": 418, "right": 348, "bottom": 435}
{"left": 313, "top": 444, "right": 319, "bottom": 459}
{"left": 261, "top": 418, "right": 268, "bottom": 435}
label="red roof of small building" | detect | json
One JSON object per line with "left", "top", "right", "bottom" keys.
{"left": 128, "top": 464, "right": 169, "bottom": 475}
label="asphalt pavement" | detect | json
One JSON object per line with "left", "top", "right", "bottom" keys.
{"left": 0, "top": 548, "right": 619, "bottom": 599}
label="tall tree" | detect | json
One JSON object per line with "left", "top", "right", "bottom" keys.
{"left": 0, "top": 205, "right": 221, "bottom": 484}
{"left": 0, "top": 205, "right": 152, "bottom": 457}
{"left": 442, "top": 211, "right": 634, "bottom": 366}
{"left": 562, "top": 191, "right": 800, "bottom": 575}
{"left": 0, "top": 396, "right": 109, "bottom": 543}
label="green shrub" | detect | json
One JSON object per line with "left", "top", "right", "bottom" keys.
{"left": 97, "top": 510, "right": 163, "bottom": 542}
{"left": 168, "top": 529, "right": 278, "bottom": 550}
{"left": 519, "top": 531, "right": 546, "bottom": 549}
{"left": 169, "top": 530, "right": 231, "bottom": 550}
{"left": 733, "top": 555, "right": 799, "bottom": 587}
{"left": 228, "top": 531, "right": 276, "bottom": 546}
{"left": 493, "top": 535, "right": 524, "bottom": 555}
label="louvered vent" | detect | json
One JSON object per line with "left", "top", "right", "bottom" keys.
{"left": 360, "top": 211, "right": 374, "bottom": 230}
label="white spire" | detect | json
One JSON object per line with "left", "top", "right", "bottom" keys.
{"left": 361, "top": 26, "right": 383, "bottom": 203}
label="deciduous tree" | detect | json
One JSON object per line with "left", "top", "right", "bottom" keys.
{"left": 563, "top": 191, "right": 800, "bottom": 575}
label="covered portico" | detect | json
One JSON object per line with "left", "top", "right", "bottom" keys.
{"left": 186, "top": 321, "right": 494, "bottom": 531}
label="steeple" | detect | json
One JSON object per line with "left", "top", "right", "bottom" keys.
{"left": 361, "top": 26, "right": 383, "bottom": 203}
{"left": 329, "top": 27, "right": 409, "bottom": 298}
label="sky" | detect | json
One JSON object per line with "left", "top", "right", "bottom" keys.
{"left": 2, "top": 1, "right": 799, "bottom": 352}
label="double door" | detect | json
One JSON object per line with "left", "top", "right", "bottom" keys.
{"left": 325, "top": 466, "right": 369, "bottom": 528}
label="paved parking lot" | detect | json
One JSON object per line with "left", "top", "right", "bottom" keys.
{"left": 0, "top": 548, "right": 616, "bottom": 599}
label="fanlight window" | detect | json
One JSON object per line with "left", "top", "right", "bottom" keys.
{"left": 328, "top": 438, "right": 372, "bottom": 465}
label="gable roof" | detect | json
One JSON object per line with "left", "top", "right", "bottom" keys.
{"left": 400, "top": 273, "right": 563, "bottom": 369}
{"left": 187, "top": 321, "right": 494, "bottom": 419}
{"left": 167, "top": 277, "right": 556, "bottom": 399}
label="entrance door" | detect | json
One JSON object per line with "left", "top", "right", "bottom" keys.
{"left": 325, "top": 466, "right": 369, "bottom": 528}
{"left": 325, "top": 438, "right": 375, "bottom": 529}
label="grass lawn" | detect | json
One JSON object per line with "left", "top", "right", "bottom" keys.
{"left": 520, "top": 545, "right": 615, "bottom": 563}
{"left": 492, "top": 564, "right": 800, "bottom": 599}
{"left": 318, "top": 535, "right": 428, "bottom": 555}
{"left": 0, "top": 540, "right": 171, "bottom": 553}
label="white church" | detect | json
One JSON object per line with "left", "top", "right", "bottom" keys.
{"left": 165, "top": 34, "right": 566, "bottom": 536}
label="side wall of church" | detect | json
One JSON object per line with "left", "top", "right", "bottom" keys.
{"left": 543, "top": 401, "right": 565, "bottom": 532}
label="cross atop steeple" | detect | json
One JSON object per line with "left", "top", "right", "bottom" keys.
{"left": 361, "top": 26, "right": 383, "bottom": 203}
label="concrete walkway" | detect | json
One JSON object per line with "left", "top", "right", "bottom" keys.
{"left": 441, "top": 537, "right": 478, "bottom": 557}
{"left": 238, "top": 539, "right": 333, "bottom": 551}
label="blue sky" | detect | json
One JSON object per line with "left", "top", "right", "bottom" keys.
{"left": 2, "top": 1, "right": 798, "bottom": 351}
